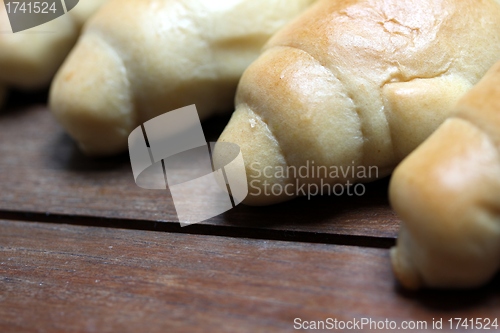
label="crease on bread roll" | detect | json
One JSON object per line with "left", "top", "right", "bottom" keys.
{"left": 49, "top": 0, "right": 316, "bottom": 155}
{"left": 390, "top": 60, "right": 500, "bottom": 289}
{"left": 68, "top": 0, "right": 107, "bottom": 28}
{"left": 0, "top": 0, "right": 106, "bottom": 90}
{"left": 215, "top": 0, "right": 500, "bottom": 206}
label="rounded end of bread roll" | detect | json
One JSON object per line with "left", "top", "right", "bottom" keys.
{"left": 390, "top": 118, "right": 500, "bottom": 289}
{"left": 215, "top": 104, "right": 295, "bottom": 206}
{"left": 49, "top": 34, "right": 135, "bottom": 156}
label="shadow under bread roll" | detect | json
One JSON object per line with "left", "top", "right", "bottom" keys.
{"left": 0, "top": 85, "right": 5, "bottom": 108}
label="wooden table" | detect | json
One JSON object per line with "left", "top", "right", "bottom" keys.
{"left": 1, "top": 92, "right": 499, "bottom": 332}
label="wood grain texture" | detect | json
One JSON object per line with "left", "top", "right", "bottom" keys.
{"left": 1, "top": 219, "right": 499, "bottom": 333}
{"left": 0, "top": 106, "right": 399, "bottom": 246}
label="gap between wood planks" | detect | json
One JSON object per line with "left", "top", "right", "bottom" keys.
{"left": 0, "top": 210, "right": 395, "bottom": 249}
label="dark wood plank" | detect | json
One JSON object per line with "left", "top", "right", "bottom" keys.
{"left": 0, "top": 105, "right": 399, "bottom": 245}
{"left": 1, "top": 219, "right": 499, "bottom": 333}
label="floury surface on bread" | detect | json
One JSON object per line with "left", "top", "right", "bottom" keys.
{"left": 390, "top": 60, "right": 500, "bottom": 290}
{"left": 0, "top": 0, "right": 106, "bottom": 93}
{"left": 215, "top": 0, "right": 500, "bottom": 206}
{"left": 49, "top": 0, "right": 316, "bottom": 155}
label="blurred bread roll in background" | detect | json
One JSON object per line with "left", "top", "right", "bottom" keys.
{"left": 215, "top": 0, "right": 500, "bottom": 205}
{"left": 49, "top": 0, "right": 316, "bottom": 155}
{"left": 0, "top": 0, "right": 106, "bottom": 105}
{"left": 390, "top": 60, "right": 500, "bottom": 290}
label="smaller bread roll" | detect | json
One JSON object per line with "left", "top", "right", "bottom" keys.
{"left": 390, "top": 60, "right": 500, "bottom": 289}
{"left": 49, "top": 0, "right": 316, "bottom": 156}
{"left": 0, "top": 0, "right": 106, "bottom": 90}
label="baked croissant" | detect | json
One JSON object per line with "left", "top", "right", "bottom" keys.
{"left": 49, "top": 0, "right": 316, "bottom": 155}
{"left": 215, "top": 0, "right": 500, "bottom": 206}
{"left": 0, "top": 0, "right": 106, "bottom": 103}
{"left": 390, "top": 60, "right": 500, "bottom": 290}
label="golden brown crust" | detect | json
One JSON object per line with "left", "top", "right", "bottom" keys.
{"left": 390, "top": 60, "right": 500, "bottom": 289}
{"left": 455, "top": 61, "right": 500, "bottom": 149}
{"left": 49, "top": 0, "right": 316, "bottom": 155}
{"left": 217, "top": 0, "right": 500, "bottom": 205}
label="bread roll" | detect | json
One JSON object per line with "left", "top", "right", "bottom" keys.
{"left": 0, "top": 0, "right": 106, "bottom": 90}
{"left": 49, "top": 0, "right": 316, "bottom": 156}
{"left": 390, "top": 60, "right": 500, "bottom": 289}
{"left": 67, "top": 0, "right": 107, "bottom": 27}
{"left": 215, "top": 0, "right": 500, "bottom": 206}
